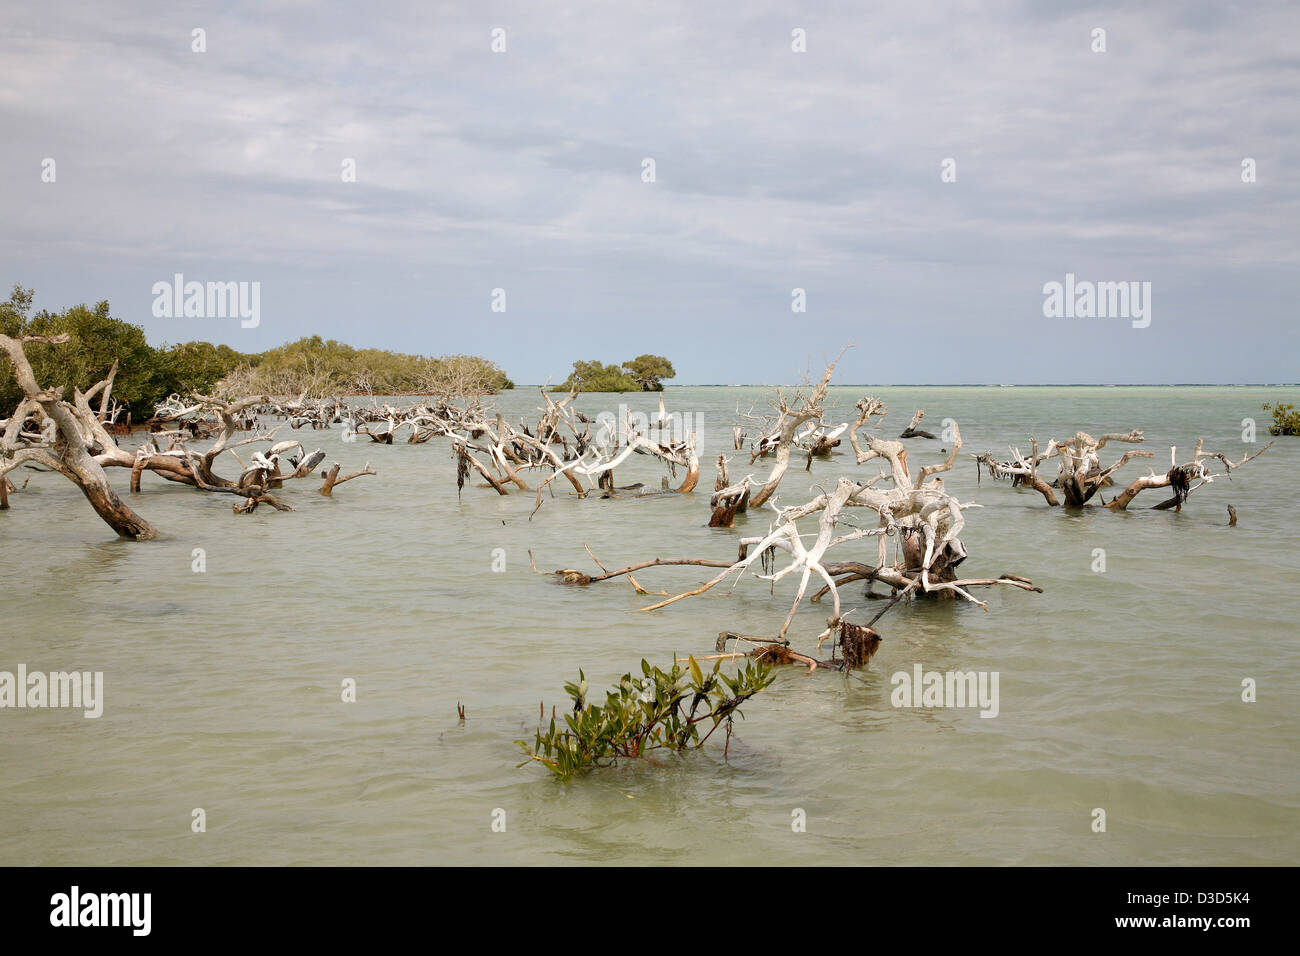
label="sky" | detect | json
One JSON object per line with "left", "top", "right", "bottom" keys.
{"left": 1, "top": 0, "right": 1297, "bottom": 384}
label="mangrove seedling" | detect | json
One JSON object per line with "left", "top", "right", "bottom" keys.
{"left": 517, "top": 655, "right": 774, "bottom": 780}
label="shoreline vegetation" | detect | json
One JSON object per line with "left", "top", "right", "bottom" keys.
{"left": 0, "top": 287, "right": 515, "bottom": 418}
{"left": 0, "top": 287, "right": 682, "bottom": 418}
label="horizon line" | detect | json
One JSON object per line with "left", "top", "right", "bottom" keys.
{"left": 512, "top": 383, "right": 1300, "bottom": 389}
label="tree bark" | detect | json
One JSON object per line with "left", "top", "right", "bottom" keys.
{"left": 0, "top": 334, "right": 157, "bottom": 539}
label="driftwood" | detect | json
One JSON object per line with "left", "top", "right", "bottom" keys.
{"left": 0, "top": 333, "right": 156, "bottom": 539}
{"left": 898, "top": 409, "right": 936, "bottom": 439}
{"left": 747, "top": 354, "right": 841, "bottom": 509}
{"left": 538, "top": 357, "right": 1039, "bottom": 667}
{"left": 350, "top": 385, "right": 703, "bottom": 513}
{"left": 975, "top": 431, "right": 1270, "bottom": 511}
{"left": 709, "top": 455, "right": 752, "bottom": 527}
{"left": 320, "top": 462, "right": 376, "bottom": 496}
{"left": 1107, "top": 440, "right": 1271, "bottom": 510}
{"left": 0, "top": 335, "right": 376, "bottom": 536}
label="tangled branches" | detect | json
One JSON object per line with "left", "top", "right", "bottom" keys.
{"left": 974, "top": 429, "right": 1270, "bottom": 511}
{"left": 1, "top": 334, "right": 375, "bottom": 536}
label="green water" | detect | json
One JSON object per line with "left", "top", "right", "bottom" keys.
{"left": 1, "top": 386, "right": 1296, "bottom": 864}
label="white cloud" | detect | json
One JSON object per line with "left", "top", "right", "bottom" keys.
{"left": 1, "top": 0, "right": 1296, "bottom": 383}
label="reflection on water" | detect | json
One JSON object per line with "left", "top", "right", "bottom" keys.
{"left": 1, "top": 386, "right": 1297, "bottom": 864}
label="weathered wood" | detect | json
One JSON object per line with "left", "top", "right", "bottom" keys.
{"left": 1106, "top": 440, "right": 1270, "bottom": 510}
{"left": 0, "top": 333, "right": 157, "bottom": 539}
{"left": 898, "top": 409, "right": 936, "bottom": 439}
{"left": 749, "top": 354, "right": 841, "bottom": 509}
{"left": 319, "top": 461, "right": 376, "bottom": 496}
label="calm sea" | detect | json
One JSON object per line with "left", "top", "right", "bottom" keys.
{"left": 1, "top": 386, "right": 1296, "bottom": 864}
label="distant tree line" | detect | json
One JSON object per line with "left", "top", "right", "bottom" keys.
{"left": 219, "top": 335, "right": 514, "bottom": 400}
{"left": 1, "top": 287, "right": 683, "bottom": 416}
{"left": 0, "top": 286, "right": 513, "bottom": 416}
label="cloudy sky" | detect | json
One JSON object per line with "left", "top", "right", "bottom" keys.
{"left": 1, "top": 0, "right": 1296, "bottom": 384}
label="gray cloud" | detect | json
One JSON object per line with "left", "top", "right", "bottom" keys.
{"left": 1, "top": 0, "right": 1296, "bottom": 383}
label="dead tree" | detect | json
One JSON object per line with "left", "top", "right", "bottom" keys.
{"left": 376, "top": 384, "right": 702, "bottom": 511}
{"left": 1106, "top": 439, "right": 1271, "bottom": 511}
{"left": 898, "top": 409, "right": 936, "bottom": 439}
{"left": 542, "top": 396, "right": 1039, "bottom": 663}
{"left": 975, "top": 430, "right": 1269, "bottom": 511}
{"left": 0, "top": 333, "right": 157, "bottom": 539}
{"left": 576, "top": 429, "right": 699, "bottom": 496}
{"left": 718, "top": 353, "right": 847, "bottom": 514}
{"left": 709, "top": 455, "right": 751, "bottom": 527}
{"left": 319, "top": 462, "right": 377, "bottom": 497}
{"left": 1, "top": 336, "right": 377, "bottom": 536}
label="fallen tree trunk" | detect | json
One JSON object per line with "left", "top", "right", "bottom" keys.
{"left": 976, "top": 429, "right": 1269, "bottom": 512}
{"left": 0, "top": 333, "right": 157, "bottom": 539}
{"left": 319, "top": 461, "right": 377, "bottom": 496}
{"left": 1106, "top": 440, "right": 1271, "bottom": 510}
{"left": 899, "top": 409, "right": 936, "bottom": 439}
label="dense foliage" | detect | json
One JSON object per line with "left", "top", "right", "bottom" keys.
{"left": 1262, "top": 402, "right": 1300, "bottom": 436}
{"left": 0, "top": 286, "right": 512, "bottom": 415}
{"left": 517, "top": 655, "right": 774, "bottom": 780}
{"left": 0, "top": 287, "right": 235, "bottom": 414}
{"left": 222, "top": 335, "right": 513, "bottom": 398}
{"left": 623, "top": 354, "right": 676, "bottom": 391}
{"left": 552, "top": 354, "right": 676, "bottom": 392}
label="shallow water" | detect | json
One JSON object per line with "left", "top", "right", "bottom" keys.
{"left": 1, "top": 386, "right": 1297, "bottom": 865}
